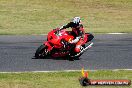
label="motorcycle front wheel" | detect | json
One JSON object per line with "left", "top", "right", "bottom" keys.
{"left": 35, "top": 44, "right": 48, "bottom": 58}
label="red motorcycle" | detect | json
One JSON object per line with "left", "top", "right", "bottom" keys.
{"left": 35, "top": 28, "right": 94, "bottom": 60}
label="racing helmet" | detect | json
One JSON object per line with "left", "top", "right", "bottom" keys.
{"left": 72, "top": 17, "right": 81, "bottom": 24}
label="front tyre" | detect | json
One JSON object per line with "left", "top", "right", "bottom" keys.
{"left": 85, "top": 33, "right": 94, "bottom": 43}
{"left": 35, "top": 44, "right": 48, "bottom": 58}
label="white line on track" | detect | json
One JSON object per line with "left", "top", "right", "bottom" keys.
{"left": 0, "top": 69, "right": 132, "bottom": 73}
{"left": 107, "top": 33, "right": 128, "bottom": 34}
{"left": 32, "top": 33, "right": 128, "bottom": 36}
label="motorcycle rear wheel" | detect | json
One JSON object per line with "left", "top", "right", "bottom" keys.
{"left": 35, "top": 44, "right": 48, "bottom": 58}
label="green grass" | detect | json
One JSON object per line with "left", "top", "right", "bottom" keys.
{"left": 0, "top": 70, "right": 131, "bottom": 88}
{"left": 0, "top": 0, "right": 132, "bottom": 35}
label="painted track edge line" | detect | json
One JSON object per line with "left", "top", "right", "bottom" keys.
{"left": 0, "top": 69, "right": 132, "bottom": 73}
{"left": 32, "top": 33, "right": 129, "bottom": 35}
{"left": 107, "top": 33, "right": 128, "bottom": 34}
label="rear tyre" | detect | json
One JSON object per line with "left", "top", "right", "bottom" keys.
{"left": 35, "top": 44, "right": 48, "bottom": 58}
{"left": 85, "top": 33, "right": 94, "bottom": 42}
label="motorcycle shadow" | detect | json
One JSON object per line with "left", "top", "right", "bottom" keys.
{"left": 32, "top": 56, "right": 81, "bottom": 61}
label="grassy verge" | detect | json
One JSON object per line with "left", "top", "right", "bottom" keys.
{"left": 0, "top": 70, "right": 131, "bottom": 88}
{"left": 0, "top": 0, "right": 132, "bottom": 35}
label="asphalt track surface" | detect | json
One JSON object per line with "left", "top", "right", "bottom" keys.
{"left": 0, "top": 34, "right": 132, "bottom": 72}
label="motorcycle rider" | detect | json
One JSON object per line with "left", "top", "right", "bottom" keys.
{"left": 59, "top": 17, "right": 85, "bottom": 53}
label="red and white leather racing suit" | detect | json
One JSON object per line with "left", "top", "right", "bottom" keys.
{"left": 60, "top": 22, "right": 85, "bottom": 53}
